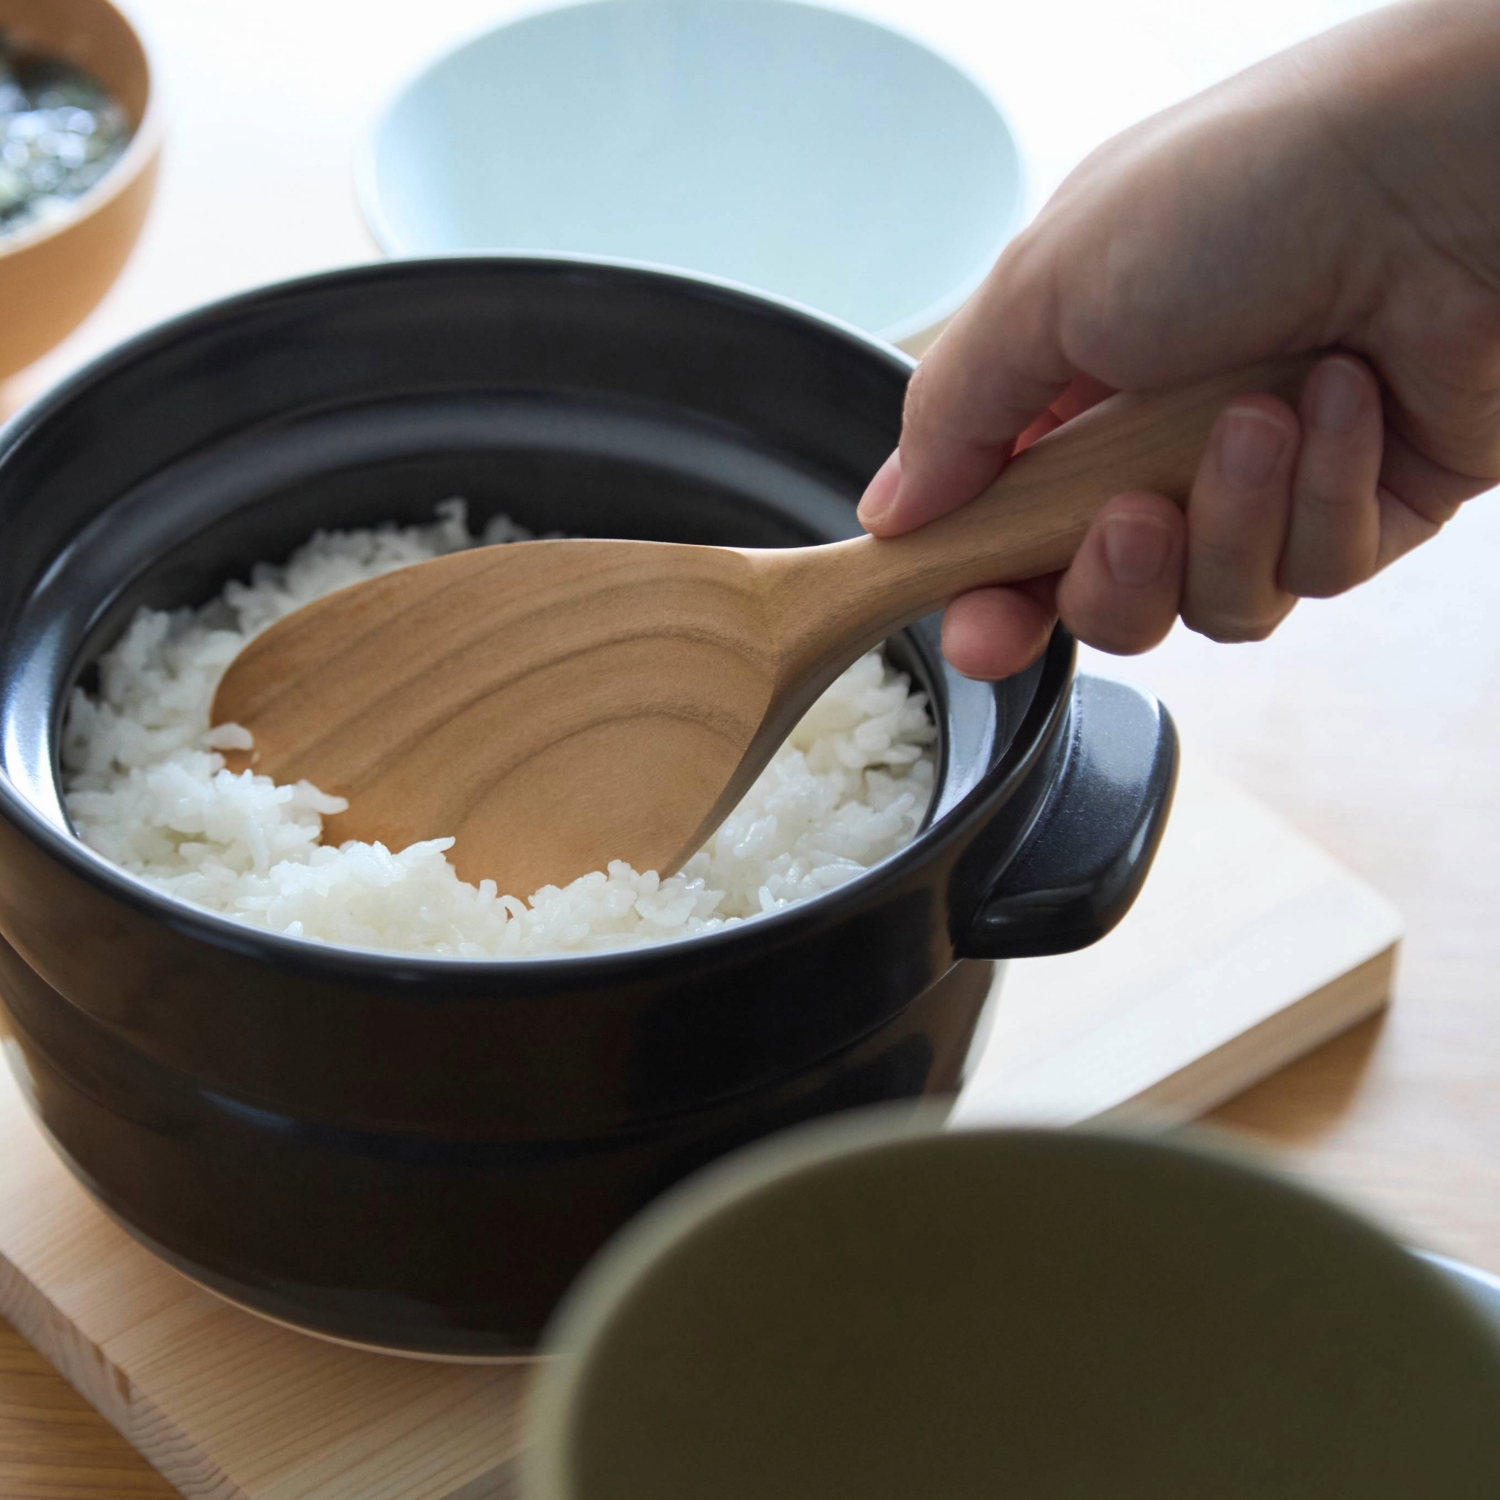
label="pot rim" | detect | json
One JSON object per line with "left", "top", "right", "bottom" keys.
{"left": 0, "top": 253, "right": 1063, "bottom": 984}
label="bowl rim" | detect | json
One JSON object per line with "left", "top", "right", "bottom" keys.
{"left": 0, "top": 251, "right": 1071, "bottom": 984}
{"left": 0, "top": 0, "right": 164, "bottom": 262}
{"left": 352, "top": 0, "right": 1026, "bottom": 348}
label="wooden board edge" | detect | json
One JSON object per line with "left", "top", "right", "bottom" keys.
{"left": 447, "top": 1455, "right": 522, "bottom": 1500}
{"left": 158, "top": 1245, "right": 543, "bottom": 1369}
{"left": 0, "top": 1242, "right": 246, "bottom": 1500}
{"left": 1096, "top": 942, "right": 1398, "bottom": 1130}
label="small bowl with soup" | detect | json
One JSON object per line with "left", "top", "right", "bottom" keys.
{"left": 0, "top": 0, "right": 160, "bottom": 383}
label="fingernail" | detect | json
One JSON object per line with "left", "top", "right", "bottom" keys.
{"left": 1309, "top": 358, "right": 1365, "bottom": 435}
{"left": 1102, "top": 514, "right": 1173, "bottom": 587}
{"left": 1218, "top": 407, "right": 1289, "bottom": 488}
{"left": 858, "top": 449, "right": 901, "bottom": 528}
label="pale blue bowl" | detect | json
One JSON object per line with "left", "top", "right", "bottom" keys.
{"left": 359, "top": 0, "right": 1024, "bottom": 350}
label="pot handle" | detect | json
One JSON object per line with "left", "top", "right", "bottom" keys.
{"left": 955, "top": 675, "right": 1178, "bottom": 960}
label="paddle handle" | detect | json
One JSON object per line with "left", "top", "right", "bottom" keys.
{"left": 776, "top": 354, "right": 1317, "bottom": 667}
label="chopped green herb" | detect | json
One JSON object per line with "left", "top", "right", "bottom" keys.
{"left": 0, "top": 28, "right": 133, "bottom": 240}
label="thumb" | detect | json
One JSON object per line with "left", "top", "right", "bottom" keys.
{"left": 858, "top": 240, "right": 1077, "bottom": 537}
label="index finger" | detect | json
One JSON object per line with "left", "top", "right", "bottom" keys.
{"left": 858, "top": 240, "right": 1078, "bottom": 537}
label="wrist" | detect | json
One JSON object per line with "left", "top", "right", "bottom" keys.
{"left": 1304, "top": 0, "right": 1500, "bottom": 290}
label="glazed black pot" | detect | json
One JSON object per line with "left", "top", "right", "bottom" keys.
{"left": 0, "top": 258, "right": 1177, "bottom": 1356}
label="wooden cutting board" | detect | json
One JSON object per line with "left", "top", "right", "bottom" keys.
{"left": 0, "top": 754, "right": 1400, "bottom": 1500}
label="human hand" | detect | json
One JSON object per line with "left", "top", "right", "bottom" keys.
{"left": 860, "top": 0, "right": 1500, "bottom": 679}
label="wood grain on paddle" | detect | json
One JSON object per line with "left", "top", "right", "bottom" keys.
{"left": 212, "top": 357, "right": 1313, "bottom": 896}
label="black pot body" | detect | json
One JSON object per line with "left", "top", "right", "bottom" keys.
{"left": 0, "top": 258, "right": 1177, "bottom": 1354}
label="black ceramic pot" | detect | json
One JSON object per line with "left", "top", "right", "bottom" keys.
{"left": 0, "top": 258, "right": 1177, "bottom": 1356}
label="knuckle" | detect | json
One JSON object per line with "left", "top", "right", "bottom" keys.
{"left": 1215, "top": 618, "right": 1275, "bottom": 644}
{"left": 1283, "top": 579, "right": 1339, "bottom": 603}
{"left": 901, "top": 364, "right": 941, "bottom": 437}
{"left": 1295, "top": 476, "right": 1367, "bottom": 517}
{"left": 1190, "top": 535, "right": 1262, "bottom": 575}
{"left": 1182, "top": 601, "right": 1291, "bottom": 644}
{"left": 1386, "top": 478, "right": 1463, "bottom": 532}
{"left": 1280, "top": 561, "right": 1360, "bottom": 600}
{"left": 1081, "top": 626, "right": 1165, "bottom": 657}
{"left": 1063, "top": 599, "right": 1174, "bottom": 659}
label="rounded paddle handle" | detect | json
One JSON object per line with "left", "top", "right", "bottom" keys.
{"left": 785, "top": 354, "right": 1318, "bottom": 658}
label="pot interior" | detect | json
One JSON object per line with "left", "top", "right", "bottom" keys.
{"left": 0, "top": 259, "right": 1046, "bottom": 910}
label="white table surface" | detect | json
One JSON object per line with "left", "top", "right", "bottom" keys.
{"left": 14, "top": 0, "right": 1387, "bottom": 403}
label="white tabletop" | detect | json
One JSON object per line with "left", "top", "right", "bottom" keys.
{"left": 25, "top": 0, "right": 1387, "bottom": 388}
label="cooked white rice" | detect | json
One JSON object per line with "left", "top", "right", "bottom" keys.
{"left": 61, "top": 503, "right": 937, "bottom": 958}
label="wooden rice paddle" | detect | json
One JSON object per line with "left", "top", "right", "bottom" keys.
{"left": 212, "top": 357, "right": 1312, "bottom": 896}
